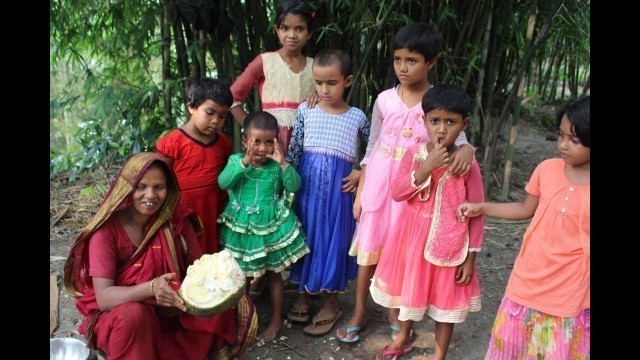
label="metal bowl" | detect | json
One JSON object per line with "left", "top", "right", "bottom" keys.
{"left": 50, "top": 337, "right": 91, "bottom": 360}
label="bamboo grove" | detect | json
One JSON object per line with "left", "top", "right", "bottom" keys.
{"left": 50, "top": 0, "right": 589, "bottom": 196}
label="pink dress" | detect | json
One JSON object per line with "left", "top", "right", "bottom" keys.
{"left": 369, "top": 143, "right": 484, "bottom": 323}
{"left": 349, "top": 87, "right": 468, "bottom": 265}
{"left": 230, "top": 51, "right": 315, "bottom": 152}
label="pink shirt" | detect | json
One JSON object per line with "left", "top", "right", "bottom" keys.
{"left": 506, "top": 158, "right": 590, "bottom": 317}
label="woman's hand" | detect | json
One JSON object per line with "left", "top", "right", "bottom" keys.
{"left": 151, "top": 273, "right": 187, "bottom": 312}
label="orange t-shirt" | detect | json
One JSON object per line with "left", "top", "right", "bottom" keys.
{"left": 505, "top": 158, "right": 590, "bottom": 317}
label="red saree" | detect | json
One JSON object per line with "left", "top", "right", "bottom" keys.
{"left": 64, "top": 152, "right": 256, "bottom": 360}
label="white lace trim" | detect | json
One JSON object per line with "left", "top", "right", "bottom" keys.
{"left": 469, "top": 247, "right": 481, "bottom": 252}
{"left": 370, "top": 282, "right": 481, "bottom": 323}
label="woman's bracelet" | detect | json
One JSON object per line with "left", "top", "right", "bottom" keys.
{"left": 149, "top": 277, "right": 157, "bottom": 297}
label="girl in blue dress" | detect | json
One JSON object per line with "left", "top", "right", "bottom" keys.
{"left": 285, "top": 48, "right": 370, "bottom": 336}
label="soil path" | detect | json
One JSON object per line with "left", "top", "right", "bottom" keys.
{"left": 50, "top": 118, "right": 558, "bottom": 359}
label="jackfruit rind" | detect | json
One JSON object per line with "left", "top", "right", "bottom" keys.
{"left": 178, "top": 250, "right": 246, "bottom": 317}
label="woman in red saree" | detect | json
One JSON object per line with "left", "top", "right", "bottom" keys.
{"left": 63, "top": 152, "right": 257, "bottom": 360}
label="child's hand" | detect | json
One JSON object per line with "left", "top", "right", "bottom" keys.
{"left": 422, "top": 143, "right": 450, "bottom": 171}
{"left": 353, "top": 194, "right": 362, "bottom": 221}
{"left": 242, "top": 138, "right": 254, "bottom": 167}
{"left": 342, "top": 169, "right": 361, "bottom": 193}
{"left": 449, "top": 145, "right": 473, "bottom": 176}
{"left": 266, "top": 138, "right": 288, "bottom": 169}
{"left": 306, "top": 91, "right": 320, "bottom": 108}
{"left": 456, "top": 203, "right": 483, "bottom": 222}
{"left": 455, "top": 252, "right": 476, "bottom": 285}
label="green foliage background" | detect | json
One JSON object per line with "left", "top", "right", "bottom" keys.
{"left": 50, "top": 0, "right": 589, "bottom": 193}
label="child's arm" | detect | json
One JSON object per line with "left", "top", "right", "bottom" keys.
{"left": 341, "top": 114, "right": 371, "bottom": 193}
{"left": 217, "top": 155, "right": 253, "bottom": 191}
{"left": 391, "top": 144, "right": 449, "bottom": 202}
{"left": 281, "top": 165, "right": 301, "bottom": 193}
{"left": 450, "top": 131, "right": 474, "bottom": 176}
{"left": 155, "top": 133, "right": 176, "bottom": 166}
{"left": 360, "top": 99, "right": 383, "bottom": 167}
{"left": 458, "top": 159, "right": 544, "bottom": 221}
{"left": 455, "top": 161, "right": 484, "bottom": 285}
{"left": 457, "top": 193, "right": 540, "bottom": 221}
{"left": 285, "top": 108, "right": 305, "bottom": 170}
{"left": 229, "top": 55, "right": 264, "bottom": 126}
{"left": 353, "top": 165, "right": 366, "bottom": 221}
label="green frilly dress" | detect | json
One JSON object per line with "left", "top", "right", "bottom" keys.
{"left": 217, "top": 154, "right": 309, "bottom": 277}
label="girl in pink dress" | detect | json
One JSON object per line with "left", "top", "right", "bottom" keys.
{"left": 370, "top": 85, "right": 484, "bottom": 360}
{"left": 458, "top": 96, "right": 590, "bottom": 360}
{"left": 337, "top": 23, "right": 474, "bottom": 344}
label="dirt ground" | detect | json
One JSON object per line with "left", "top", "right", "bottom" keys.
{"left": 50, "top": 116, "right": 559, "bottom": 359}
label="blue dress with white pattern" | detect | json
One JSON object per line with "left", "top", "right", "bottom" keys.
{"left": 285, "top": 101, "right": 370, "bottom": 293}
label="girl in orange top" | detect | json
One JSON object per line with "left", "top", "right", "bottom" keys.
{"left": 457, "top": 96, "right": 590, "bottom": 360}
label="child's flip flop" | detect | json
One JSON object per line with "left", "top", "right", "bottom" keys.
{"left": 337, "top": 320, "right": 367, "bottom": 343}
{"left": 287, "top": 302, "right": 310, "bottom": 322}
{"left": 390, "top": 325, "right": 415, "bottom": 341}
{"left": 303, "top": 310, "right": 343, "bottom": 336}
{"left": 390, "top": 325, "right": 400, "bottom": 341}
{"left": 375, "top": 345, "right": 414, "bottom": 360}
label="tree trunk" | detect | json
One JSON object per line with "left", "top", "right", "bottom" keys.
{"left": 172, "top": 2, "right": 190, "bottom": 106}
{"left": 471, "top": 4, "right": 492, "bottom": 147}
{"left": 161, "top": 0, "right": 174, "bottom": 129}
{"left": 347, "top": 0, "right": 401, "bottom": 103}
{"left": 549, "top": 48, "right": 563, "bottom": 102}
{"left": 484, "top": 0, "right": 564, "bottom": 198}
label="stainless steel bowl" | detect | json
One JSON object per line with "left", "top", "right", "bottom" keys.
{"left": 50, "top": 337, "right": 91, "bottom": 360}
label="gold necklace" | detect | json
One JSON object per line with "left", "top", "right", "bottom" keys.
{"left": 400, "top": 86, "right": 414, "bottom": 138}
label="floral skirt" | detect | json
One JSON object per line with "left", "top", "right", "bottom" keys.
{"left": 485, "top": 297, "right": 590, "bottom": 360}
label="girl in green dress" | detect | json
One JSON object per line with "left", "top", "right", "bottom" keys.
{"left": 218, "top": 111, "right": 310, "bottom": 342}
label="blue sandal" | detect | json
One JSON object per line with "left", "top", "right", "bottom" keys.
{"left": 390, "top": 325, "right": 400, "bottom": 341}
{"left": 390, "top": 325, "right": 415, "bottom": 341}
{"left": 338, "top": 321, "right": 367, "bottom": 343}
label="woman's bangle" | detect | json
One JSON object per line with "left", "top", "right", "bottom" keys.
{"left": 149, "top": 277, "right": 157, "bottom": 297}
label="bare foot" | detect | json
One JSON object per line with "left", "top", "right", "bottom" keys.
{"left": 258, "top": 320, "right": 283, "bottom": 343}
{"left": 336, "top": 310, "right": 367, "bottom": 341}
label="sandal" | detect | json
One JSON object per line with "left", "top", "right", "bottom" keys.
{"left": 390, "top": 325, "right": 415, "bottom": 341}
{"left": 249, "top": 276, "right": 266, "bottom": 297}
{"left": 287, "top": 302, "right": 310, "bottom": 322}
{"left": 375, "top": 344, "right": 413, "bottom": 360}
{"left": 303, "top": 310, "right": 343, "bottom": 336}
{"left": 336, "top": 320, "right": 367, "bottom": 343}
